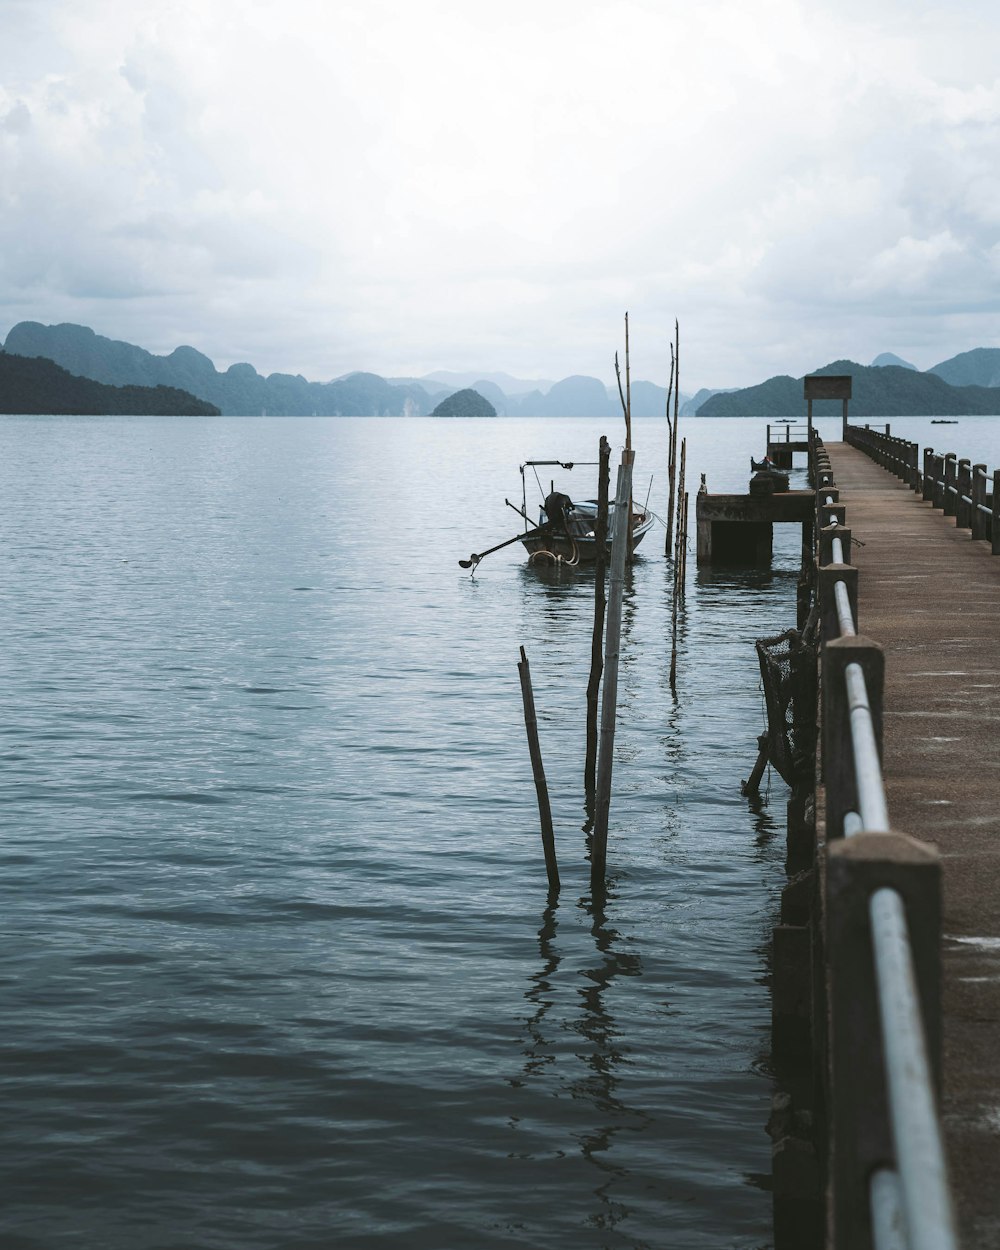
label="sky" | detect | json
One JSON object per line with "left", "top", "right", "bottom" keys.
{"left": 1, "top": 0, "right": 999, "bottom": 392}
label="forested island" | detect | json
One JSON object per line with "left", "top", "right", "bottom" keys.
{"left": 699, "top": 357, "right": 1000, "bottom": 417}
{"left": 431, "top": 388, "right": 496, "bottom": 417}
{"left": 0, "top": 352, "right": 219, "bottom": 416}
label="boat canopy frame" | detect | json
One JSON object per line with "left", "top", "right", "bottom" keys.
{"left": 520, "top": 459, "right": 600, "bottom": 532}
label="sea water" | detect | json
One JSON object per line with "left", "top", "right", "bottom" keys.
{"left": 2, "top": 413, "right": 989, "bottom": 1250}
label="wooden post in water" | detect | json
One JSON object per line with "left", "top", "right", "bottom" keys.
{"left": 585, "top": 436, "right": 611, "bottom": 799}
{"left": 624, "top": 312, "right": 632, "bottom": 454}
{"left": 681, "top": 490, "right": 689, "bottom": 586}
{"left": 518, "top": 646, "right": 560, "bottom": 895}
{"left": 614, "top": 313, "right": 635, "bottom": 562}
{"left": 591, "top": 450, "right": 635, "bottom": 889}
{"left": 664, "top": 348, "right": 676, "bottom": 557}
{"left": 670, "top": 438, "right": 687, "bottom": 691}
{"left": 665, "top": 323, "right": 680, "bottom": 558}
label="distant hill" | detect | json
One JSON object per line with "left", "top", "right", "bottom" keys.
{"left": 3, "top": 321, "right": 684, "bottom": 420}
{"left": 431, "top": 388, "right": 496, "bottom": 418}
{"left": 697, "top": 359, "right": 1000, "bottom": 417}
{"left": 421, "top": 369, "right": 554, "bottom": 396}
{"left": 3, "top": 322, "right": 433, "bottom": 416}
{"left": 535, "top": 375, "right": 612, "bottom": 418}
{"left": 872, "top": 352, "right": 917, "bottom": 370}
{"left": 929, "top": 347, "right": 1000, "bottom": 389}
{"left": 682, "top": 387, "right": 735, "bottom": 416}
{"left": 0, "top": 351, "right": 219, "bottom": 415}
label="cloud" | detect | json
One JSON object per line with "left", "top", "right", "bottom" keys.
{"left": 1, "top": 0, "right": 999, "bottom": 386}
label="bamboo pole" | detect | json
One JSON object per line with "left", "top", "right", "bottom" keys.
{"left": 614, "top": 315, "right": 635, "bottom": 563}
{"left": 518, "top": 646, "right": 560, "bottom": 895}
{"left": 680, "top": 489, "right": 689, "bottom": 592}
{"left": 676, "top": 438, "right": 687, "bottom": 589}
{"left": 665, "top": 323, "right": 681, "bottom": 559}
{"left": 624, "top": 311, "right": 632, "bottom": 454}
{"left": 591, "top": 449, "right": 635, "bottom": 889}
{"left": 664, "top": 349, "right": 675, "bottom": 557}
{"left": 670, "top": 438, "right": 687, "bottom": 691}
{"left": 585, "top": 435, "right": 611, "bottom": 799}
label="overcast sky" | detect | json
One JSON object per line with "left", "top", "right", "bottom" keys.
{"left": 2, "top": 0, "right": 999, "bottom": 391}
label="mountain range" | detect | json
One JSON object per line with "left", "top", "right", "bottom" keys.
{"left": 3, "top": 320, "right": 1000, "bottom": 418}
{"left": 1, "top": 322, "right": 695, "bottom": 419}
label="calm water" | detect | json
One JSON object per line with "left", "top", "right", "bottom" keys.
{"left": 2, "top": 413, "right": 987, "bottom": 1250}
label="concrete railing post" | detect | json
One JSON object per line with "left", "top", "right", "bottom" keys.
{"left": 826, "top": 832, "right": 942, "bottom": 1250}
{"left": 821, "top": 635, "right": 884, "bottom": 835}
{"left": 819, "top": 523, "right": 852, "bottom": 567}
{"left": 943, "top": 454, "right": 958, "bottom": 517}
{"left": 922, "top": 448, "right": 934, "bottom": 501}
{"left": 972, "top": 464, "right": 988, "bottom": 541}
{"left": 956, "top": 459, "right": 972, "bottom": 529}
{"left": 993, "top": 469, "right": 1000, "bottom": 556}
{"left": 931, "top": 455, "right": 946, "bottom": 510}
{"left": 819, "top": 503, "right": 847, "bottom": 528}
{"left": 817, "top": 563, "right": 860, "bottom": 644}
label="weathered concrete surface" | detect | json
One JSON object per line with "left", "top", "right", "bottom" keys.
{"left": 828, "top": 442, "right": 1000, "bottom": 1247}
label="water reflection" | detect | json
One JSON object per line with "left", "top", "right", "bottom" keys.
{"left": 515, "top": 898, "right": 562, "bottom": 1086}
{"left": 572, "top": 890, "right": 649, "bottom": 1236}
{"left": 512, "top": 889, "right": 651, "bottom": 1238}
{"left": 744, "top": 788, "right": 779, "bottom": 855}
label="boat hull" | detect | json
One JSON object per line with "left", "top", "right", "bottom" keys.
{"left": 519, "top": 508, "right": 654, "bottom": 564}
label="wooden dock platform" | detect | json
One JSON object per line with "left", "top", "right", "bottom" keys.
{"left": 827, "top": 440, "right": 1000, "bottom": 1246}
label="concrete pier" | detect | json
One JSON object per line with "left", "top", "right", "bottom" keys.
{"left": 696, "top": 490, "right": 814, "bottom": 563}
{"left": 826, "top": 441, "right": 1000, "bottom": 1247}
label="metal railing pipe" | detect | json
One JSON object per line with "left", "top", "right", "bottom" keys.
{"left": 870, "top": 1168, "right": 907, "bottom": 1250}
{"left": 834, "top": 573, "right": 855, "bottom": 633}
{"left": 870, "top": 887, "right": 958, "bottom": 1250}
{"left": 846, "top": 661, "right": 890, "bottom": 832}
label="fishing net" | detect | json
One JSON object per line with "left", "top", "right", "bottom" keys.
{"left": 755, "top": 617, "right": 818, "bottom": 786}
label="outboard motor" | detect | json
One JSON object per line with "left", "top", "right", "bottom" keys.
{"left": 542, "top": 491, "right": 575, "bottom": 534}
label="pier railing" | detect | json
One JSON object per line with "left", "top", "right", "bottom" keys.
{"left": 845, "top": 422, "right": 1000, "bottom": 554}
{"left": 814, "top": 447, "right": 958, "bottom": 1249}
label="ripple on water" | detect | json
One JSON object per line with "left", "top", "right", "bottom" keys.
{"left": 0, "top": 415, "right": 814, "bottom": 1249}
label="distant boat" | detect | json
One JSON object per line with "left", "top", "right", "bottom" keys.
{"left": 931, "top": 419, "right": 958, "bottom": 424}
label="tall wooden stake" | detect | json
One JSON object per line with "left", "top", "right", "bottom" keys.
{"left": 518, "top": 646, "right": 560, "bottom": 895}
{"left": 624, "top": 312, "right": 632, "bottom": 453}
{"left": 665, "top": 322, "right": 681, "bottom": 559}
{"left": 664, "top": 349, "right": 675, "bottom": 557}
{"left": 585, "top": 436, "right": 611, "bottom": 799}
{"left": 670, "top": 437, "right": 687, "bottom": 692}
{"left": 592, "top": 449, "right": 635, "bottom": 890}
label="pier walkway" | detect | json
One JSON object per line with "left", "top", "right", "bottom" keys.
{"left": 827, "top": 441, "right": 1000, "bottom": 1246}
